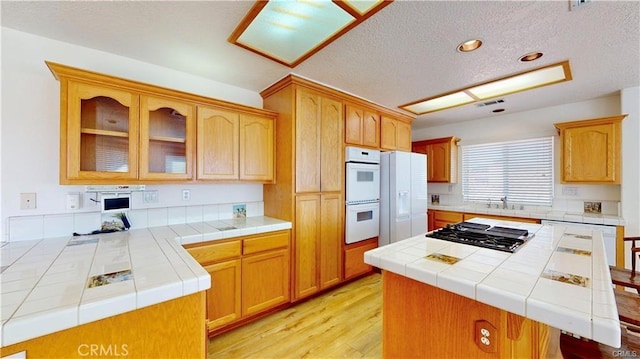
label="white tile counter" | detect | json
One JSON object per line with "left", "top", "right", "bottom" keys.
{"left": 0, "top": 216, "right": 291, "bottom": 347}
{"left": 364, "top": 218, "right": 621, "bottom": 348}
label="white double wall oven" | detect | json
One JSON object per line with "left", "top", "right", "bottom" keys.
{"left": 345, "top": 147, "right": 381, "bottom": 244}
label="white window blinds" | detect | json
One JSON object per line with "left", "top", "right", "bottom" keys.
{"left": 461, "top": 137, "right": 554, "bottom": 206}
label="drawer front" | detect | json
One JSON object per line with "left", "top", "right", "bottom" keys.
{"left": 243, "top": 231, "right": 290, "bottom": 255}
{"left": 187, "top": 240, "right": 241, "bottom": 265}
{"left": 434, "top": 210, "right": 463, "bottom": 223}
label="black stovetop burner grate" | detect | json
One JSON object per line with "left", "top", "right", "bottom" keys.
{"left": 427, "top": 222, "right": 528, "bottom": 253}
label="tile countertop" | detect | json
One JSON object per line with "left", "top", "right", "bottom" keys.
{"left": 428, "top": 204, "right": 626, "bottom": 226}
{"left": 364, "top": 218, "right": 621, "bottom": 348}
{"left": 0, "top": 216, "right": 291, "bottom": 347}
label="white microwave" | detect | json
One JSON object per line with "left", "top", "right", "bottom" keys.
{"left": 101, "top": 193, "right": 131, "bottom": 213}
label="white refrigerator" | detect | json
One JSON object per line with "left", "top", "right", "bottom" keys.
{"left": 379, "top": 151, "right": 428, "bottom": 247}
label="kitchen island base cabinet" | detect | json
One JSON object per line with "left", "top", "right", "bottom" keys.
{"left": 382, "top": 271, "right": 550, "bottom": 358}
{"left": 0, "top": 292, "right": 206, "bottom": 359}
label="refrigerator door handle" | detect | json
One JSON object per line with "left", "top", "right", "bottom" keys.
{"left": 398, "top": 191, "right": 410, "bottom": 217}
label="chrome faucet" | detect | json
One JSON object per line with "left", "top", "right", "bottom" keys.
{"left": 500, "top": 196, "right": 508, "bottom": 209}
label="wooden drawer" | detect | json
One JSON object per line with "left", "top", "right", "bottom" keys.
{"left": 344, "top": 238, "right": 378, "bottom": 280}
{"left": 243, "top": 231, "right": 290, "bottom": 255}
{"left": 433, "top": 210, "right": 463, "bottom": 223}
{"left": 187, "top": 240, "right": 241, "bottom": 265}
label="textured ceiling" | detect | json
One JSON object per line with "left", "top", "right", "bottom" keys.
{"left": 2, "top": 1, "right": 639, "bottom": 129}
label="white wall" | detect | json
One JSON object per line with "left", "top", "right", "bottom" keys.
{"left": 413, "top": 95, "right": 626, "bottom": 211}
{"left": 1, "top": 28, "right": 265, "bottom": 241}
{"left": 621, "top": 86, "right": 640, "bottom": 242}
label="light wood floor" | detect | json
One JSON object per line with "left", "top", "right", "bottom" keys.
{"left": 208, "top": 273, "right": 382, "bottom": 359}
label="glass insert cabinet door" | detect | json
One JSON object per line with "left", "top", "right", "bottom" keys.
{"left": 139, "top": 96, "right": 194, "bottom": 180}
{"left": 67, "top": 82, "right": 139, "bottom": 180}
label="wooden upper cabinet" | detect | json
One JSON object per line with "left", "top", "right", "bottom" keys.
{"left": 295, "top": 88, "right": 343, "bottom": 193}
{"left": 239, "top": 115, "right": 274, "bottom": 181}
{"left": 381, "top": 116, "right": 412, "bottom": 151}
{"left": 345, "top": 103, "right": 379, "bottom": 148}
{"left": 139, "top": 95, "right": 194, "bottom": 180}
{"left": 412, "top": 136, "right": 459, "bottom": 183}
{"left": 64, "top": 81, "right": 139, "bottom": 182}
{"left": 197, "top": 107, "right": 239, "bottom": 180}
{"left": 555, "top": 115, "right": 625, "bottom": 183}
{"left": 296, "top": 89, "right": 322, "bottom": 192}
{"left": 320, "top": 97, "right": 343, "bottom": 192}
{"left": 48, "top": 61, "right": 277, "bottom": 184}
{"left": 197, "top": 107, "right": 275, "bottom": 182}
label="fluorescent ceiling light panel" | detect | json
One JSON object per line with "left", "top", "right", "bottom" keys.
{"left": 402, "top": 92, "right": 475, "bottom": 114}
{"left": 236, "top": 1, "right": 354, "bottom": 65}
{"left": 467, "top": 64, "right": 569, "bottom": 100}
{"left": 400, "top": 61, "right": 572, "bottom": 115}
{"left": 343, "top": 0, "right": 383, "bottom": 14}
{"left": 229, "top": 0, "right": 391, "bottom": 67}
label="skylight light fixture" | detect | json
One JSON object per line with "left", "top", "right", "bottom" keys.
{"left": 229, "top": 0, "right": 391, "bottom": 67}
{"left": 399, "top": 60, "right": 572, "bottom": 115}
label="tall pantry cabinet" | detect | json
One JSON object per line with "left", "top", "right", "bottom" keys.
{"left": 262, "top": 76, "right": 344, "bottom": 301}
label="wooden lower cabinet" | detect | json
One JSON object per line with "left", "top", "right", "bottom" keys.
{"left": 463, "top": 213, "right": 540, "bottom": 224}
{"left": 186, "top": 230, "right": 290, "bottom": 333}
{"left": 294, "top": 193, "right": 343, "bottom": 300}
{"left": 242, "top": 248, "right": 289, "bottom": 316}
{"left": 428, "top": 210, "right": 541, "bottom": 231}
{"left": 344, "top": 238, "right": 378, "bottom": 280}
{"left": 432, "top": 210, "right": 464, "bottom": 230}
{"left": 204, "top": 259, "right": 241, "bottom": 330}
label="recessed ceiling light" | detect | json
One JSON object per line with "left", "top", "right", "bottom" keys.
{"left": 457, "top": 39, "right": 483, "bottom": 53}
{"left": 492, "top": 108, "right": 505, "bottom": 113}
{"left": 519, "top": 52, "right": 544, "bottom": 62}
{"left": 399, "top": 60, "right": 572, "bottom": 115}
{"left": 228, "top": 0, "right": 391, "bottom": 67}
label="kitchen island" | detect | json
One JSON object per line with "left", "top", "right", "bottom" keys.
{"left": 0, "top": 216, "right": 291, "bottom": 358}
{"left": 364, "top": 218, "right": 620, "bottom": 358}
{"left": 0, "top": 228, "right": 211, "bottom": 358}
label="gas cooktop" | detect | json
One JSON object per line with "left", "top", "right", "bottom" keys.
{"left": 427, "top": 222, "right": 532, "bottom": 253}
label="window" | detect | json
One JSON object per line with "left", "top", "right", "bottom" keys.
{"left": 461, "top": 137, "right": 553, "bottom": 206}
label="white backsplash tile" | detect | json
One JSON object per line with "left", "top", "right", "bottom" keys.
{"left": 566, "top": 200, "right": 584, "bottom": 213}
{"left": 43, "top": 214, "right": 74, "bottom": 238}
{"left": 147, "top": 208, "right": 168, "bottom": 227}
{"left": 167, "top": 206, "right": 186, "bottom": 225}
{"left": 73, "top": 213, "right": 101, "bottom": 234}
{"left": 218, "top": 203, "right": 234, "bottom": 220}
{"left": 6, "top": 202, "right": 265, "bottom": 242}
{"left": 202, "top": 205, "right": 219, "bottom": 221}
{"left": 246, "top": 201, "right": 264, "bottom": 217}
{"left": 185, "top": 205, "right": 203, "bottom": 223}
{"left": 127, "top": 209, "right": 148, "bottom": 229}
{"left": 9, "top": 216, "right": 44, "bottom": 241}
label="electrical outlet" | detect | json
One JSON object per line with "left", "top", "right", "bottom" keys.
{"left": 182, "top": 189, "right": 190, "bottom": 201}
{"left": 20, "top": 193, "right": 37, "bottom": 209}
{"left": 474, "top": 320, "right": 497, "bottom": 353}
